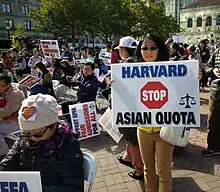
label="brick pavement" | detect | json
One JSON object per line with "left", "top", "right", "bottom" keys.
{"left": 82, "top": 90, "right": 220, "bottom": 192}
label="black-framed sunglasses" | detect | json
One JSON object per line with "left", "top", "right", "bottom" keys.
{"left": 20, "top": 126, "right": 49, "bottom": 138}
{"left": 141, "top": 47, "right": 158, "bottom": 51}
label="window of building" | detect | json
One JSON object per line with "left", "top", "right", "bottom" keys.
{"left": 206, "top": 16, "right": 212, "bottom": 26}
{"left": 23, "top": 6, "right": 29, "bottom": 15}
{"left": 2, "top": 3, "right": 12, "bottom": 13}
{"left": 5, "top": 19, "right": 14, "bottom": 29}
{"left": 25, "top": 21, "right": 31, "bottom": 30}
{"left": 197, "top": 17, "right": 202, "bottom": 27}
{"left": 216, "top": 15, "right": 220, "bottom": 25}
{"left": 187, "top": 18, "right": 193, "bottom": 28}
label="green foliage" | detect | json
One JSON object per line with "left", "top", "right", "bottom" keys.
{"left": 11, "top": 23, "right": 25, "bottom": 50}
{"left": 29, "top": 0, "right": 180, "bottom": 41}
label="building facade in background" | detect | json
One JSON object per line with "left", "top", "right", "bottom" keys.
{"left": 165, "top": 0, "right": 195, "bottom": 22}
{"left": 0, "top": 0, "right": 53, "bottom": 40}
{"left": 180, "top": 0, "right": 220, "bottom": 45}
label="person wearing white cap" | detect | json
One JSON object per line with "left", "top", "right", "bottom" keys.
{"left": 0, "top": 94, "right": 84, "bottom": 192}
{"left": 114, "top": 36, "right": 144, "bottom": 180}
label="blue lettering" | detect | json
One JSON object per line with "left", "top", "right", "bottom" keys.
{"left": 121, "top": 64, "right": 187, "bottom": 78}
{"left": 122, "top": 67, "right": 130, "bottom": 78}
{"left": 168, "top": 65, "right": 177, "bottom": 76}
{"left": 9, "top": 182, "right": 18, "bottom": 192}
{"left": 178, "top": 65, "right": 187, "bottom": 76}
{"left": 158, "top": 65, "right": 168, "bottom": 77}
{"left": 140, "top": 66, "right": 149, "bottom": 77}
{"left": 131, "top": 66, "right": 140, "bottom": 78}
{"left": 149, "top": 66, "right": 159, "bottom": 77}
{"left": 1, "top": 182, "right": 9, "bottom": 192}
{"left": 19, "top": 182, "right": 28, "bottom": 192}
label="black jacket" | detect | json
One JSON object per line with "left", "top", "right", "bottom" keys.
{"left": 0, "top": 134, "right": 84, "bottom": 192}
{"left": 205, "top": 48, "right": 220, "bottom": 100}
{"left": 74, "top": 74, "right": 99, "bottom": 103}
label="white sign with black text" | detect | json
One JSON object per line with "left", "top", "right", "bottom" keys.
{"left": 111, "top": 61, "right": 200, "bottom": 127}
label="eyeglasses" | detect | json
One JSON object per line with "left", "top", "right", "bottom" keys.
{"left": 141, "top": 47, "right": 158, "bottom": 51}
{"left": 20, "top": 126, "right": 49, "bottom": 138}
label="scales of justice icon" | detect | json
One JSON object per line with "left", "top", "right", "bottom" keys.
{"left": 179, "top": 93, "right": 196, "bottom": 108}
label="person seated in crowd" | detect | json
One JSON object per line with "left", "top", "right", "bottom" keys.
{"left": 0, "top": 94, "right": 84, "bottom": 192}
{"left": 0, "top": 62, "right": 15, "bottom": 82}
{"left": 86, "top": 50, "right": 95, "bottom": 63}
{"left": 61, "top": 62, "right": 98, "bottom": 114}
{"left": 80, "top": 47, "right": 88, "bottom": 59}
{"left": 11, "top": 48, "right": 28, "bottom": 78}
{"left": 28, "top": 47, "right": 43, "bottom": 73}
{"left": 71, "top": 62, "right": 98, "bottom": 103}
{"left": 61, "top": 44, "right": 74, "bottom": 62}
{"left": 52, "top": 58, "right": 64, "bottom": 81}
{"left": 0, "top": 74, "right": 24, "bottom": 159}
{"left": 31, "top": 61, "right": 55, "bottom": 97}
{"left": 1, "top": 52, "right": 13, "bottom": 71}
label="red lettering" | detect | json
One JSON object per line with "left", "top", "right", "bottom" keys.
{"left": 83, "top": 104, "right": 92, "bottom": 135}
{"left": 80, "top": 124, "right": 87, "bottom": 137}
{"left": 43, "top": 48, "right": 59, "bottom": 53}
{"left": 90, "top": 111, "right": 96, "bottom": 122}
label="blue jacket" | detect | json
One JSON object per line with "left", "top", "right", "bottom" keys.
{"left": 73, "top": 74, "right": 99, "bottom": 103}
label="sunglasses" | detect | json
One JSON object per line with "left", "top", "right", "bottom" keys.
{"left": 141, "top": 47, "right": 158, "bottom": 51}
{"left": 20, "top": 126, "right": 49, "bottom": 138}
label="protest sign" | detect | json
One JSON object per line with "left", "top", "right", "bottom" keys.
{"left": 40, "top": 40, "right": 60, "bottom": 62}
{"left": 111, "top": 61, "right": 200, "bottom": 127}
{"left": 69, "top": 102, "right": 100, "bottom": 140}
{"left": 99, "top": 107, "right": 123, "bottom": 143}
{"left": 0, "top": 171, "right": 42, "bottom": 192}
{"left": 172, "top": 35, "right": 185, "bottom": 43}
{"left": 18, "top": 75, "right": 41, "bottom": 88}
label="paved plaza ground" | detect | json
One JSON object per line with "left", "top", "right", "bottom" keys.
{"left": 81, "top": 89, "right": 220, "bottom": 192}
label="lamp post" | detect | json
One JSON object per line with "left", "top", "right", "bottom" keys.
{"left": 85, "top": 32, "right": 89, "bottom": 46}
{"left": 5, "top": 25, "right": 10, "bottom": 40}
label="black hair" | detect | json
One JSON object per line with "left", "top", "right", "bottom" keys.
{"left": 12, "top": 48, "right": 19, "bottom": 53}
{"left": 124, "top": 47, "right": 136, "bottom": 57}
{"left": 183, "top": 43, "right": 189, "bottom": 49}
{"left": 85, "top": 62, "right": 95, "bottom": 70}
{"left": 0, "top": 74, "right": 11, "bottom": 84}
{"left": 81, "top": 47, "right": 87, "bottom": 51}
{"left": 135, "top": 34, "right": 169, "bottom": 62}
{"left": 171, "top": 42, "right": 179, "bottom": 51}
{"left": 1, "top": 52, "right": 7, "bottom": 58}
{"left": 87, "top": 50, "right": 93, "bottom": 55}
{"left": 106, "top": 43, "right": 112, "bottom": 49}
{"left": 34, "top": 61, "right": 48, "bottom": 74}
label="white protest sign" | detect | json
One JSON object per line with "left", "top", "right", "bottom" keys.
{"left": 0, "top": 171, "right": 42, "bottom": 192}
{"left": 40, "top": 40, "right": 60, "bottom": 60}
{"left": 69, "top": 102, "right": 100, "bottom": 140}
{"left": 111, "top": 61, "right": 200, "bottom": 127}
{"left": 99, "top": 107, "right": 123, "bottom": 143}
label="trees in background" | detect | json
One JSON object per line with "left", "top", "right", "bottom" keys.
{"left": 30, "top": 0, "right": 180, "bottom": 43}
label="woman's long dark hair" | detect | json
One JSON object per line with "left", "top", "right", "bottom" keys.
{"left": 34, "top": 61, "right": 48, "bottom": 74}
{"left": 135, "top": 34, "right": 169, "bottom": 62}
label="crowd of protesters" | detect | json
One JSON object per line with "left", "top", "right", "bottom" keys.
{"left": 0, "top": 34, "right": 219, "bottom": 192}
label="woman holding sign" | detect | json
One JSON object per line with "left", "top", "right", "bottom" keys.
{"left": 0, "top": 94, "right": 84, "bottom": 192}
{"left": 135, "top": 34, "right": 174, "bottom": 192}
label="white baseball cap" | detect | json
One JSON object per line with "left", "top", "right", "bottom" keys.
{"left": 115, "top": 36, "right": 137, "bottom": 49}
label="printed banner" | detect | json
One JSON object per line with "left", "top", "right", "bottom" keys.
{"left": 69, "top": 102, "right": 100, "bottom": 140}
{"left": 98, "top": 107, "right": 123, "bottom": 144}
{"left": 18, "top": 75, "right": 41, "bottom": 88}
{"left": 111, "top": 61, "right": 200, "bottom": 127}
{"left": 0, "top": 172, "right": 42, "bottom": 192}
{"left": 40, "top": 40, "right": 60, "bottom": 60}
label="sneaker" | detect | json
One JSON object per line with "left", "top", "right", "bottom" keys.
{"left": 201, "top": 149, "right": 220, "bottom": 157}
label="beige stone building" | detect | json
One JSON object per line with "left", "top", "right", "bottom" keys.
{"left": 180, "top": 0, "right": 220, "bottom": 45}
{"left": 0, "top": 0, "right": 53, "bottom": 40}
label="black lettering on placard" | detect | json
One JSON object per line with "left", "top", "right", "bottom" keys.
{"left": 155, "top": 112, "right": 196, "bottom": 125}
{"left": 187, "top": 112, "right": 196, "bottom": 124}
{"left": 155, "top": 112, "right": 163, "bottom": 124}
{"left": 116, "top": 112, "right": 152, "bottom": 125}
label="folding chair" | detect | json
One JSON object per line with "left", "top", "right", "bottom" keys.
{"left": 83, "top": 152, "right": 97, "bottom": 192}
